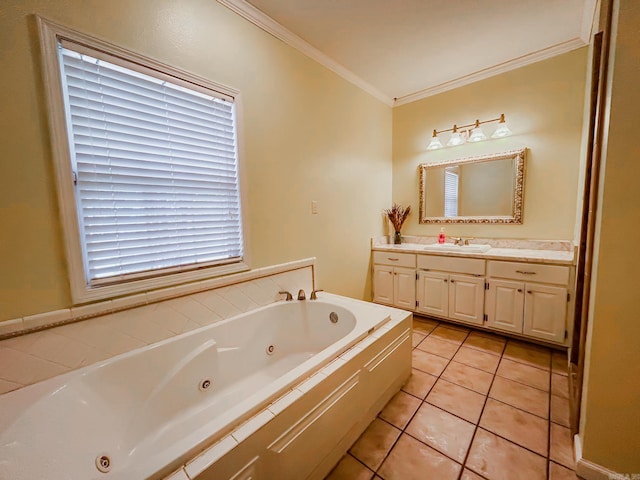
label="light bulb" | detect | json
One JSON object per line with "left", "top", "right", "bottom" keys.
{"left": 427, "top": 129, "right": 443, "bottom": 150}
{"left": 447, "top": 125, "right": 466, "bottom": 147}
{"left": 491, "top": 114, "right": 512, "bottom": 138}
{"left": 468, "top": 120, "right": 487, "bottom": 142}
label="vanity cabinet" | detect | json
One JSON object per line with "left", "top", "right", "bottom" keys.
{"left": 372, "top": 252, "right": 416, "bottom": 310}
{"left": 416, "top": 255, "right": 485, "bottom": 325}
{"left": 371, "top": 248, "right": 574, "bottom": 346}
{"left": 486, "top": 261, "right": 570, "bottom": 343}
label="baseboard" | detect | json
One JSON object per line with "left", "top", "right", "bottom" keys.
{"left": 574, "top": 434, "right": 622, "bottom": 479}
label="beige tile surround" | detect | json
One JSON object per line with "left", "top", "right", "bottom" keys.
{"left": 0, "top": 261, "right": 314, "bottom": 395}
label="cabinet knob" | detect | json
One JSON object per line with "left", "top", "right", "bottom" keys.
{"left": 450, "top": 279, "right": 455, "bottom": 283}
{"left": 444, "top": 279, "right": 448, "bottom": 283}
{"left": 527, "top": 290, "right": 532, "bottom": 294}
{"left": 517, "top": 289, "right": 523, "bottom": 293}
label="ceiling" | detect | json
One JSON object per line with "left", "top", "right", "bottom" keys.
{"left": 218, "top": 0, "right": 597, "bottom": 106}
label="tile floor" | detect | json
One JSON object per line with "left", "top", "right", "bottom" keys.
{"left": 326, "top": 317, "right": 578, "bottom": 480}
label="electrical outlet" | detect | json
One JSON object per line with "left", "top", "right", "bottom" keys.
{"left": 311, "top": 200, "right": 319, "bottom": 214}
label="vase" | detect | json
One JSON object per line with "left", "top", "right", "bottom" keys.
{"left": 393, "top": 231, "right": 402, "bottom": 244}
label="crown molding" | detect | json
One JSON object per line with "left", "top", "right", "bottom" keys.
{"left": 216, "top": 0, "right": 394, "bottom": 106}
{"left": 393, "top": 37, "right": 588, "bottom": 106}
{"left": 218, "top": 0, "right": 592, "bottom": 109}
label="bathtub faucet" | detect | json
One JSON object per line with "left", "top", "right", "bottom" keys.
{"left": 279, "top": 290, "right": 293, "bottom": 301}
{"left": 310, "top": 289, "right": 323, "bottom": 300}
{"left": 297, "top": 289, "right": 306, "bottom": 301}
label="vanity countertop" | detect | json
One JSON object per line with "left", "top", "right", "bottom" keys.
{"left": 372, "top": 243, "right": 575, "bottom": 266}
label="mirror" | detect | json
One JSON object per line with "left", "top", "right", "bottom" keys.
{"left": 419, "top": 148, "right": 526, "bottom": 224}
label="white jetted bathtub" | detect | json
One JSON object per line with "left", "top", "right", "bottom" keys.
{"left": 0, "top": 293, "right": 411, "bottom": 480}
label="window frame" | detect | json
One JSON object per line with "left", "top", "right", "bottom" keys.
{"left": 38, "top": 17, "right": 250, "bottom": 304}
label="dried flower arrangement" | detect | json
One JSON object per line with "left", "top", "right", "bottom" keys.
{"left": 384, "top": 203, "right": 411, "bottom": 244}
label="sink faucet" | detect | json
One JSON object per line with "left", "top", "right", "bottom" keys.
{"left": 279, "top": 290, "right": 293, "bottom": 301}
{"left": 297, "top": 289, "right": 306, "bottom": 300}
{"left": 452, "top": 237, "right": 474, "bottom": 246}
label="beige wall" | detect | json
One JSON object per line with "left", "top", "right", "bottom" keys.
{"left": 579, "top": 0, "right": 640, "bottom": 472}
{"left": 392, "top": 48, "right": 587, "bottom": 239}
{"left": 0, "top": 0, "right": 392, "bottom": 321}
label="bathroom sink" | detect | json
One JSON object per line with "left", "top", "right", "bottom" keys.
{"left": 423, "top": 243, "right": 492, "bottom": 254}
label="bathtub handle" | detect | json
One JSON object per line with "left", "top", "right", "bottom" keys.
{"left": 297, "top": 289, "right": 306, "bottom": 301}
{"left": 279, "top": 290, "right": 293, "bottom": 301}
{"left": 310, "top": 289, "right": 324, "bottom": 300}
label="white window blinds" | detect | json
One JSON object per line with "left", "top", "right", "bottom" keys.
{"left": 58, "top": 44, "right": 243, "bottom": 285}
{"left": 444, "top": 169, "right": 459, "bottom": 218}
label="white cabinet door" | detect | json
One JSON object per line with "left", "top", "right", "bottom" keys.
{"left": 394, "top": 267, "right": 416, "bottom": 310}
{"left": 373, "top": 265, "right": 394, "bottom": 305}
{"left": 523, "top": 284, "right": 567, "bottom": 343}
{"left": 416, "top": 271, "right": 449, "bottom": 317}
{"left": 448, "top": 274, "right": 485, "bottom": 325}
{"left": 485, "top": 279, "right": 524, "bottom": 333}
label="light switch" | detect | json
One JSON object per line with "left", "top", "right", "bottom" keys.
{"left": 311, "top": 200, "right": 319, "bottom": 214}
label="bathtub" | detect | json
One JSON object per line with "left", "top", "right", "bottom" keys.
{"left": 0, "top": 293, "right": 412, "bottom": 480}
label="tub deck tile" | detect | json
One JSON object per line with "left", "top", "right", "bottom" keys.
{"left": 232, "top": 409, "right": 275, "bottom": 443}
{"left": 185, "top": 435, "right": 237, "bottom": 478}
{"left": 297, "top": 370, "right": 328, "bottom": 393}
{"left": 163, "top": 467, "right": 190, "bottom": 480}
{"left": 269, "top": 389, "right": 304, "bottom": 416}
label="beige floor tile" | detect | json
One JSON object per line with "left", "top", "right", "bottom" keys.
{"left": 552, "top": 373, "right": 569, "bottom": 399}
{"left": 479, "top": 398, "right": 548, "bottom": 456}
{"left": 549, "top": 461, "right": 580, "bottom": 479}
{"left": 378, "top": 390, "right": 422, "bottom": 429}
{"left": 413, "top": 318, "right": 439, "bottom": 334}
{"left": 406, "top": 402, "right": 475, "bottom": 462}
{"left": 466, "top": 429, "right": 547, "bottom": 480}
{"left": 453, "top": 346, "right": 501, "bottom": 373}
{"left": 489, "top": 375, "right": 549, "bottom": 418}
{"left": 326, "top": 454, "right": 374, "bottom": 480}
{"left": 496, "top": 358, "right": 550, "bottom": 391}
{"left": 349, "top": 418, "right": 401, "bottom": 471}
{"left": 552, "top": 350, "right": 569, "bottom": 376}
{"left": 430, "top": 324, "right": 470, "bottom": 344}
{"left": 378, "top": 433, "right": 462, "bottom": 480}
{"left": 412, "top": 349, "right": 450, "bottom": 376}
{"left": 416, "top": 335, "right": 461, "bottom": 359}
{"left": 402, "top": 368, "right": 437, "bottom": 399}
{"left": 460, "top": 469, "right": 486, "bottom": 480}
{"left": 412, "top": 332, "right": 426, "bottom": 348}
{"left": 550, "top": 423, "right": 575, "bottom": 469}
{"left": 503, "top": 341, "right": 551, "bottom": 370}
{"left": 426, "top": 379, "right": 486, "bottom": 423}
{"left": 441, "top": 361, "right": 494, "bottom": 395}
{"left": 551, "top": 394, "right": 571, "bottom": 427}
{"left": 463, "top": 332, "right": 506, "bottom": 356}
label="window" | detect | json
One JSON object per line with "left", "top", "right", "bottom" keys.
{"left": 444, "top": 168, "right": 459, "bottom": 217}
{"left": 39, "top": 18, "right": 248, "bottom": 302}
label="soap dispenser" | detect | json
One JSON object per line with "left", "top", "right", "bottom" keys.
{"left": 438, "top": 227, "right": 446, "bottom": 244}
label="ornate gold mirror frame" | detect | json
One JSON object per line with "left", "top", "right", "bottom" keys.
{"left": 419, "top": 148, "right": 526, "bottom": 224}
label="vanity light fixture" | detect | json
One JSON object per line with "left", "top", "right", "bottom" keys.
{"left": 427, "top": 113, "right": 512, "bottom": 150}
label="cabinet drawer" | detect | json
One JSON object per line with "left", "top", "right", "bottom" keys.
{"left": 417, "top": 255, "right": 485, "bottom": 276}
{"left": 373, "top": 251, "right": 416, "bottom": 268}
{"left": 487, "top": 261, "right": 570, "bottom": 285}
